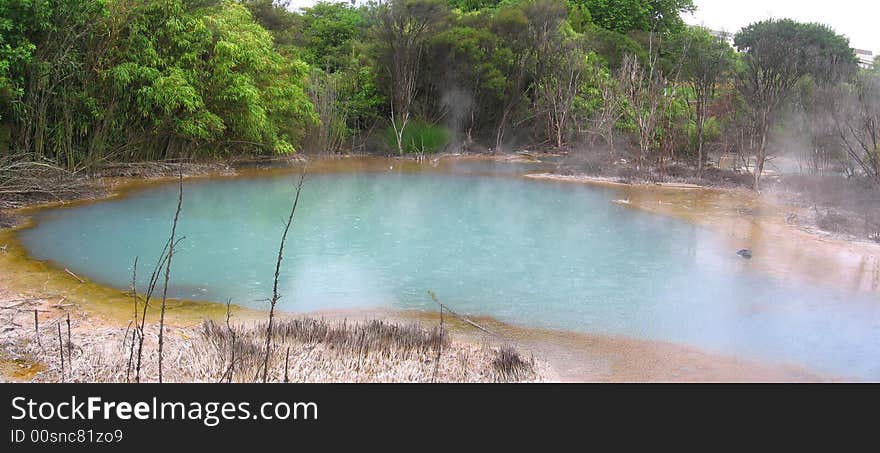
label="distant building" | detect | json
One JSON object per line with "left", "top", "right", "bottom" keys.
{"left": 854, "top": 49, "right": 874, "bottom": 69}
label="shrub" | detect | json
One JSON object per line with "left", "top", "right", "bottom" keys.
{"left": 384, "top": 120, "right": 451, "bottom": 154}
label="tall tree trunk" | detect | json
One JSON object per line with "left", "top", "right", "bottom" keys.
{"left": 697, "top": 117, "right": 705, "bottom": 178}
{"left": 390, "top": 103, "right": 408, "bottom": 156}
{"left": 753, "top": 121, "right": 768, "bottom": 191}
{"left": 495, "top": 109, "right": 510, "bottom": 153}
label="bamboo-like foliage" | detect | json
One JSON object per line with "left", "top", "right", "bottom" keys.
{"left": 1, "top": 0, "right": 315, "bottom": 168}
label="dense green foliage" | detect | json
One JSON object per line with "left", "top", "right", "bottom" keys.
{"left": 572, "top": 0, "right": 694, "bottom": 35}
{"left": 384, "top": 120, "right": 451, "bottom": 154}
{"left": 0, "top": 0, "right": 315, "bottom": 165}
{"left": 0, "top": 0, "right": 872, "bottom": 181}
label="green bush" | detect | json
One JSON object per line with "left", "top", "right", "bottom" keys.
{"left": 582, "top": 24, "right": 647, "bottom": 70}
{"left": 384, "top": 120, "right": 451, "bottom": 154}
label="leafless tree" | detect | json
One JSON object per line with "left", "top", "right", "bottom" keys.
{"left": 374, "top": 0, "right": 448, "bottom": 155}
{"left": 537, "top": 39, "right": 587, "bottom": 149}
{"left": 304, "top": 70, "right": 347, "bottom": 154}
{"left": 831, "top": 73, "right": 880, "bottom": 183}
{"left": 582, "top": 64, "right": 622, "bottom": 161}
{"left": 617, "top": 52, "right": 666, "bottom": 173}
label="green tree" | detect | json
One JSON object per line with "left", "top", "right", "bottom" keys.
{"left": 734, "top": 19, "right": 858, "bottom": 189}
{"left": 3, "top": 0, "right": 316, "bottom": 166}
{"left": 536, "top": 36, "right": 592, "bottom": 148}
{"left": 446, "top": 0, "right": 504, "bottom": 12}
{"left": 0, "top": 0, "right": 50, "bottom": 121}
{"left": 107, "top": 1, "right": 315, "bottom": 157}
{"left": 572, "top": 0, "right": 694, "bottom": 35}
{"left": 240, "top": 0, "right": 300, "bottom": 46}
{"left": 582, "top": 23, "right": 646, "bottom": 69}
{"left": 490, "top": 0, "right": 567, "bottom": 151}
{"left": 667, "top": 26, "right": 734, "bottom": 177}
{"left": 566, "top": 1, "right": 591, "bottom": 33}
{"left": 5, "top": 0, "right": 106, "bottom": 166}
{"left": 430, "top": 24, "right": 507, "bottom": 145}
{"left": 300, "top": 1, "right": 364, "bottom": 72}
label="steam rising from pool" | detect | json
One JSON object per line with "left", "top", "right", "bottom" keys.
{"left": 19, "top": 167, "right": 880, "bottom": 379}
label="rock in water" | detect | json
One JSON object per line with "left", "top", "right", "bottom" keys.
{"left": 737, "top": 249, "right": 752, "bottom": 259}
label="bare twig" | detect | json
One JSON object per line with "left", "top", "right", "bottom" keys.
{"left": 0, "top": 156, "right": 91, "bottom": 209}
{"left": 432, "top": 302, "right": 443, "bottom": 383}
{"left": 126, "top": 329, "right": 136, "bottom": 383}
{"left": 57, "top": 322, "right": 64, "bottom": 382}
{"left": 66, "top": 312, "right": 72, "bottom": 366}
{"left": 263, "top": 169, "right": 307, "bottom": 383}
{"left": 135, "top": 237, "right": 179, "bottom": 382}
{"left": 221, "top": 298, "right": 235, "bottom": 383}
{"left": 158, "top": 167, "right": 184, "bottom": 383}
{"left": 284, "top": 346, "right": 291, "bottom": 383}
{"left": 0, "top": 299, "right": 37, "bottom": 310}
{"left": 427, "top": 291, "right": 499, "bottom": 337}
{"left": 34, "top": 309, "right": 40, "bottom": 348}
{"left": 64, "top": 268, "right": 85, "bottom": 284}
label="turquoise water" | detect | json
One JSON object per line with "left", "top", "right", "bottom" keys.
{"left": 19, "top": 166, "right": 880, "bottom": 379}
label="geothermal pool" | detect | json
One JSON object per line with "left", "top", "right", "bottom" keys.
{"left": 19, "top": 163, "right": 880, "bottom": 379}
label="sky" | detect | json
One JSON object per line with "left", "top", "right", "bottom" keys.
{"left": 283, "top": 0, "right": 879, "bottom": 53}
{"left": 686, "top": 0, "right": 878, "bottom": 52}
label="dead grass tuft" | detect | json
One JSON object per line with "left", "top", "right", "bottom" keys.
{"left": 0, "top": 296, "right": 542, "bottom": 383}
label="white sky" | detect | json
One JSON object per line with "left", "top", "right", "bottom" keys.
{"left": 283, "top": 0, "right": 879, "bottom": 53}
{"left": 686, "top": 0, "right": 878, "bottom": 53}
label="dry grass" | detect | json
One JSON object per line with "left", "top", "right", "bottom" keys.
{"left": 0, "top": 297, "right": 542, "bottom": 383}
{"left": 491, "top": 344, "right": 538, "bottom": 382}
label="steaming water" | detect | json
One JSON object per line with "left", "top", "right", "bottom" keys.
{"left": 19, "top": 165, "right": 880, "bottom": 379}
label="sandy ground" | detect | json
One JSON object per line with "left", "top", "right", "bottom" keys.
{"left": 2, "top": 157, "right": 874, "bottom": 382}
